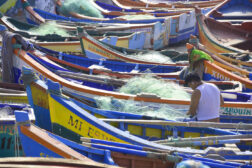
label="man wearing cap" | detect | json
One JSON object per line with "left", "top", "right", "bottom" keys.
{"left": 185, "top": 72, "right": 224, "bottom": 122}
{"left": 186, "top": 43, "right": 213, "bottom": 79}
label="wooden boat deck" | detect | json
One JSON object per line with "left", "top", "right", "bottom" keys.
{"left": 204, "top": 18, "right": 251, "bottom": 45}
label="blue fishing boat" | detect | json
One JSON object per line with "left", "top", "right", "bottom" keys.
{"left": 0, "top": 103, "right": 34, "bottom": 157}
{"left": 20, "top": 67, "right": 252, "bottom": 155}
{"left": 15, "top": 111, "right": 252, "bottom": 168}
{"left": 15, "top": 111, "right": 181, "bottom": 168}
{"left": 32, "top": 45, "right": 184, "bottom": 78}
{"left": 1, "top": 28, "right": 251, "bottom": 122}
{"left": 0, "top": 0, "right": 17, "bottom": 14}
{"left": 28, "top": 41, "right": 252, "bottom": 104}
{"left": 21, "top": 0, "right": 197, "bottom": 47}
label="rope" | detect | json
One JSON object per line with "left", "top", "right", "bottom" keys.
{"left": 1, "top": 31, "right": 35, "bottom": 83}
{"left": 1, "top": 31, "right": 15, "bottom": 83}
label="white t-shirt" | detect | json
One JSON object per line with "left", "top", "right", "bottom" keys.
{"left": 196, "top": 83, "right": 220, "bottom": 121}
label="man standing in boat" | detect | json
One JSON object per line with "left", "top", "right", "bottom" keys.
{"left": 185, "top": 72, "right": 224, "bottom": 122}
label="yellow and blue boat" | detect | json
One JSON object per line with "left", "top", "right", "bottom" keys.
{"left": 15, "top": 110, "right": 180, "bottom": 167}
{"left": 0, "top": 103, "right": 34, "bottom": 157}
{"left": 15, "top": 110, "right": 252, "bottom": 167}
{"left": 2, "top": 28, "right": 251, "bottom": 121}
{"left": 0, "top": 0, "right": 17, "bottom": 14}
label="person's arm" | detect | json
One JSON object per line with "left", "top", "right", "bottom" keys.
{"left": 220, "top": 94, "right": 224, "bottom": 106}
{"left": 187, "top": 89, "right": 201, "bottom": 116}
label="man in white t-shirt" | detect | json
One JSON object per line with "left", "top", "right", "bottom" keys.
{"left": 185, "top": 73, "right": 224, "bottom": 122}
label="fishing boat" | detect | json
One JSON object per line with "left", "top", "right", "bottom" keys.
{"left": 29, "top": 46, "right": 252, "bottom": 104}
{"left": 21, "top": 0, "right": 197, "bottom": 47}
{"left": 23, "top": 69, "right": 252, "bottom": 137}
{"left": 203, "top": 60, "right": 252, "bottom": 92}
{"left": 188, "top": 48, "right": 252, "bottom": 92}
{"left": 195, "top": 7, "right": 252, "bottom": 58}
{"left": 77, "top": 27, "right": 187, "bottom": 65}
{"left": 0, "top": 103, "right": 34, "bottom": 157}
{"left": 0, "top": 15, "right": 149, "bottom": 52}
{"left": 206, "top": 0, "right": 252, "bottom": 32}
{"left": 0, "top": 0, "right": 17, "bottom": 14}
{"left": 2, "top": 28, "right": 252, "bottom": 120}
{"left": 15, "top": 111, "right": 181, "bottom": 167}
{"left": 15, "top": 111, "right": 252, "bottom": 168}
{"left": 55, "top": 0, "right": 193, "bottom": 19}
{"left": 92, "top": 0, "right": 191, "bottom": 16}
{"left": 105, "top": 0, "right": 223, "bottom": 9}
{"left": 19, "top": 7, "right": 171, "bottom": 50}
{"left": 188, "top": 35, "right": 252, "bottom": 74}
{"left": 20, "top": 68, "right": 252, "bottom": 160}
{"left": 0, "top": 82, "right": 28, "bottom": 104}
{"left": 31, "top": 45, "right": 185, "bottom": 78}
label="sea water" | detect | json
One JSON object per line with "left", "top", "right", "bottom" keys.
{"left": 29, "top": 21, "right": 71, "bottom": 36}
{"left": 95, "top": 74, "right": 190, "bottom": 120}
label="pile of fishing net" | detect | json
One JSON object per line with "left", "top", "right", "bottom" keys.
{"left": 58, "top": 0, "right": 104, "bottom": 18}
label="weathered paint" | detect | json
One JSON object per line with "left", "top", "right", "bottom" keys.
{"left": 0, "top": 125, "right": 24, "bottom": 157}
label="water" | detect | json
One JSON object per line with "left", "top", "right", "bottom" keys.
{"left": 95, "top": 74, "right": 190, "bottom": 120}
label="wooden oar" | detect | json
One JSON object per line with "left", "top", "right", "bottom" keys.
{"left": 101, "top": 119, "right": 252, "bottom": 130}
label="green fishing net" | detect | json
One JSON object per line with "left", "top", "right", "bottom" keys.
{"left": 58, "top": 0, "right": 104, "bottom": 18}
{"left": 118, "top": 74, "right": 190, "bottom": 99}
{"left": 131, "top": 51, "right": 173, "bottom": 64}
{"left": 95, "top": 74, "right": 190, "bottom": 120}
{"left": 29, "top": 21, "right": 71, "bottom": 36}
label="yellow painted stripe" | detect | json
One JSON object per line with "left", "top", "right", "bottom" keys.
{"left": 0, "top": 0, "right": 17, "bottom": 14}
{"left": 37, "top": 42, "right": 82, "bottom": 54}
{"left": 31, "top": 84, "right": 49, "bottom": 109}
{"left": 48, "top": 94, "right": 127, "bottom": 143}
